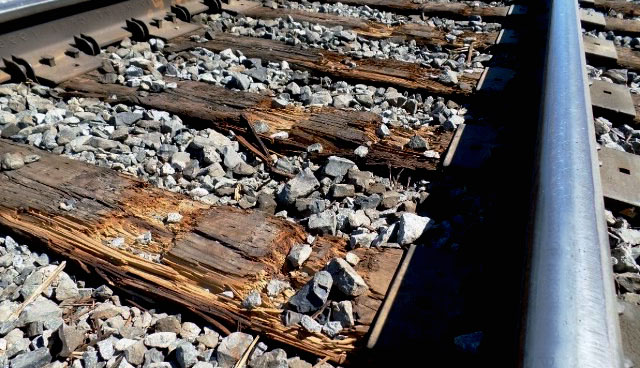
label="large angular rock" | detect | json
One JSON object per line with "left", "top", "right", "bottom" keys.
{"left": 154, "top": 316, "right": 181, "bottom": 333}
{"left": 325, "top": 258, "right": 368, "bottom": 297}
{"left": 217, "top": 332, "right": 253, "bottom": 368}
{"left": 288, "top": 271, "right": 333, "bottom": 313}
{"left": 323, "top": 156, "right": 355, "bottom": 178}
{"left": 397, "top": 213, "right": 432, "bottom": 245}
{"left": 287, "top": 244, "right": 312, "bottom": 268}
{"left": 58, "top": 324, "right": 85, "bottom": 357}
{"left": 176, "top": 342, "right": 198, "bottom": 368}
{"left": 9, "top": 347, "right": 51, "bottom": 368}
{"left": 124, "top": 340, "right": 147, "bottom": 366}
{"left": 300, "top": 315, "right": 322, "bottom": 333}
{"left": 308, "top": 210, "right": 337, "bottom": 236}
{"left": 18, "top": 297, "right": 61, "bottom": 327}
{"left": 1, "top": 152, "right": 24, "bottom": 170}
{"left": 279, "top": 168, "right": 320, "bottom": 205}
{"left": 249, "top": 348, "right": 287, "bottom": 368}
{"left": 144, "top": 332, "right": 177, "bottom": 348}
{"left": 331, "top": 301, "right": 354, "bottom": 327}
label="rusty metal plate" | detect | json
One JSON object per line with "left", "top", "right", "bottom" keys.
{"left": 222, "top": 0, "right": 262, "bottom": 13}
{"left": 599, "top": 147, "right": 640, "bottom": 207}
{"left": 442, "top": 124, "right": 498, "bottom": 169}
{"left": 476, "top": 67, "right": 516, "bottom": 93}
{"left": 0, "top": 0, "right": 209, "bottom": 84}
{"left": 590, "top": 79, "right": 636, "bottom": 121}
{"left": 583, "top": 36, "right": 618, "bottom": 64}
{"left": 580, "top": 8, "right": 606, "bottom": 28}
{"left": 495, "top": 29, "right": 519, "bottom": 46}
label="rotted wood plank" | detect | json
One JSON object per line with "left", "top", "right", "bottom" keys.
{"left": 606, "top": 16, "right": 640, "bottom": 36}
{"left": 166, "top": 32, "right": 480, "bottom": 98}
{"left": 224, "top": 2, "right": 498, "bottom": 50}
{"left": 60, "top": 73, "right": 453, "bottom": 171}
{"left": 0, "top": 139, "right": 403, "bottom": 363}
{"left": 617, "top": 46, "right": 640, "bottom": 70}
{"left": 296, "top": 0, "right": 509, "bottom": 18}
{"left": 590, "top": 0, "right": 640, "bottom": 17}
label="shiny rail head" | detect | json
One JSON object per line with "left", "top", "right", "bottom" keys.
{"left": 522, "top": 0, "right": 623, "bottom": 367}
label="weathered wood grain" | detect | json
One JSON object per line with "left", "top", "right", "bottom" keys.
{"left": 165, "top": 32, "right": 481, "bottom": 98}
{"left": 60, "top": 73, "right": 453, "bottom": 171}
{"left": 0, "top": 139, "right": 403, "bottom": 362}
{"left": 225, "top": 3, "right": 498, "bottom": 49}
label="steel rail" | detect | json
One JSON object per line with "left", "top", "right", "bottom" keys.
{"left": 523, "top": 0, "right": 624, "bottom": 367}
{"left": 0, "top": 0, "right": 94, "bottom": 23}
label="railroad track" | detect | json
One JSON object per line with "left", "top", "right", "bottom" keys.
{"left": 0, "top": 0, "right": 637, "bottom": 367}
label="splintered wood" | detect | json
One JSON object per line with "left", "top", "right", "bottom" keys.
{"left": 0, "top": 139, "right": 402, "bottom": 363}
{"left": 224, "top": 2, "right": 498, "bottom": 50}
{"left": 61, "top": 73, "right": 453, "bottom": 171}
{"left": 164, "top": 32, "right": 481, "bottom": 98}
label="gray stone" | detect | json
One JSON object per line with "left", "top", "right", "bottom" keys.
{"left": 345, "top": 252, "right": 360, "bottom": 267}
{"left": 171, "top": 152, "right": 191, "bottom": 171}
{"left": 1, "top": 153, "right": 24, "bottom": 170}
{"left": 443, "top": 115, "right": 464, "bottom": 131}
{"left": 97, "top": 337, "right": 116, "bottom": 360}
{"left": 306, "top": 143, "right": 323, "bottom": 153}
{"left": 144, "top": 348, "right": 165, "bottom": 365}
{"left": 144, "top": 332, "right": 177, "bottom": 348}
{"left": 406, "top": 135, "right": 428, "bottom": 150}
{"left": 323, "top": 156, "right": 355, "bottom": 178}
{"left": 616, "top": 228, "right": 640, "bottom": 245}
{"left": 58, "top": 324, "right": 84, "bottom": 357}
{"left": 83, "top": 349, "right": 99, "bottom": 368}
{"left": 217, "top": 332, "right": 253, "bottom": 368}
{"left": 279, "top": 168, "right": 320, "bottom": 205}
{"left": 242, "top": 290, "right": 262, "bottom": 310}
{"left": 196, "top": 331, "right": 220, "bottom": 349}
{"left": 349, "top": 232, "right": 376, "bottom": 249}
{"left": 371, "top": 223, "right": 398, "bottom": 247}
{"left": 325, "top": 258, "right": 368, "bottom": 297}
{"left": 288, "top": 271, "right": 332, "bottom": 313}
{"left": 322, "top": 321, "right": 342, "bottom": 338}
{"left": 18, "top": 297, "right": 61, "bottom": 326}
{"left": 114, "top": 112, "right": 142, "bottom": 126}
{"left": 222, "top": 145, "right": 243, "bottom": 169}
{"left": 354, "top": 145, "right": 368, "bottom": 158}
{"left": 332, "top": 94, "right": 353, "bottom": 109}
{"left": 397, "top": 213, "right": 432, "bottom": 245}
{"left": 308, "top": 210, "right": 337, "bottom": 235}
{"left": 612, "top": 246, "right": 640, "bottom": 273}
{"left": 193, "top": 363, "right": 214, "bottom": 368}
{"left": 176, "top": 342, "right": 198, "bottom": 368}
{"left": 287, "top": 357, "right": 312, "bottom": 368}
{"left": 381, "top": 191, "right": 402, "bottom": 209}
{"left": 249, "top": 348, "right": 287, "bottom": 368}
{"left": 165, "top": 212, "right": 183, "bottom": 223}
{"left": 330, "top": 184, "right": 355, "bottom": 199}
{"left": 124, "top": 340, "right": 147, "bottom": 366}
{"left": 454, "top": 331, "right": 483, "bottom": 354}
{"left": 331, "top": 301, "right": 354, "bottom": 328}
{"left": 266, "top": 279, "right": 289, "bottom": 297}
{"left": 287, "top": 244, "right": 312, "bottom": 268}
{"left": 282, "top": 310, "right": 303, "bottom": 327}
{"left": 9, "top": 347, "right": 51, "bottom": 368}
{"left": 230, "top": 73, "right": 252, "bottom": 90}
{"left": 55, "top": 272, "right": 80, "bottom": 301}
{"left": 300, "top": 315, "right": 322, "bottom": 334}
{"left": 252, "top": 121, "right": 270, "bottom": 134}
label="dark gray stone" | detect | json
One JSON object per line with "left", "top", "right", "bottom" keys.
{"left": 9, "top": 347, "right": 51, "bottom": 368}
{"left": 288, "top": 270, "right": 332, "bottom": 313}
{"left": 325, "top": 258, "right": 368, "bottom": 297}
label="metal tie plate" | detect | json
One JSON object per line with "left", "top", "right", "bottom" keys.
{"left": 476, "top": 67, "right": 516, "bottom": 93}
{"left": 590, "top": 79, "right": 637, "bottom": 121}
{"left": 580, "top": 8, "right": 607, "bottom": 28}
{"left": 442, "top": 124, "right": 498, "bottom": 170}
{"left": 583, "top": 36, "right": 618, "bottom": 65}
{"left": 599, "top": 146, "right": 640, "bottom": 207}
